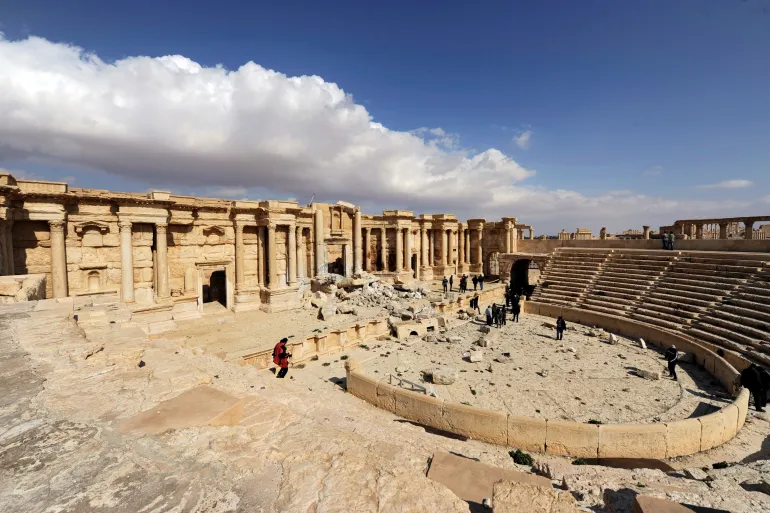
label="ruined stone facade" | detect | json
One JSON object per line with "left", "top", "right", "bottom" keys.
{"left": 0, "top": 171, "right": 524, "bottom": 310}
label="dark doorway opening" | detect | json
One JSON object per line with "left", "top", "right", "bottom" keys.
{"left": 511, "top": 259, "right": 531, "bottom": 296}
{"left": 205, "top": 270, "right": 227, "bottom": 306}
{"left": 411, "top": 254, "right": 418, "bottom": 278}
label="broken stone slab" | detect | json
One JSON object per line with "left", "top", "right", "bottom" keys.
{"left": 494, "top": 355, "right": 513, "bottom": 364}
{"left": 310, "top": 297, "right": 326, "bottom": 308}
{"left": 607, "top": 333, "right": 619, "bottom": 345}
{"left": 479, "top": 325, "right": 492, "bottom": 334}
{"left": 424, "top": 334, "right": 438, "bottom": 343}
{"left": 447, "top": 336, "right": 463, "bottom": 344}
{"left": 631, "top": 495, "right": 695, "bottom": 513}
{"left": 421, "top": 366, "right": 458, "bottom": 385}
{"left": 469, "top": 350, "right": 483, "bottom": 363}
{"left": 683, "top": 468, "right": 708, "bottom": 481}
{"left": 318, "top": 299, "right": 337, "bottom": 321}
{"left": 636, "top": 369, "right": 660, "bottom": 380}
{"left": 586, "top": 330, "right": 602, "bottom": 337}
{"left": 541, "top": 322, "right": 556, "bottom": 330}
{"left": 639, "top": 338, "right": 647, "bottom": 350}
{"left": 538, "top": 370, "right": 549, "bottom": 378}
{"left": 493, "top": 480, "right": 580, "bottom": 513}
{"left": 336, "top": 304, "right": 359, "bottom": 315}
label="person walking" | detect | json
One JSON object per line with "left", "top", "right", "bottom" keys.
{"left": 442, "top": 276, "right": 448, "bottom": 293}
{"left": 555, "top": 316, "right": 566, "bottom": 340}
{"left": 485, "top": 304, "right": 493, "bottom": 326}
{"left": 449, "top": 275, "right": 454, "bottom": 292}
{"left": 512, "top": 301, "right": 521, "bottom": 323}
{"left": 479, "top": 275, "right": 485, "bottom": 290}
{"left": 473, "top": 296, "right": 481, "bottom": 314}
{"left": 741, "top": 363, "right": 767, "bottom": 412}
{"left": 664, "top": 345, "right": 679, "bottom": 381}
{"left": 661, "top": 233, "right": 668, "bottom": 250}
{"left": 472, "top": 275, "right": 478, "bottom": 291}
{"left": 272, "top": 337, "right": 292, "bottom": 378}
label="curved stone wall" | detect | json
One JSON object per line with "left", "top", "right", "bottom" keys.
{"left": 345, "top": 301, "right": 750, "bottom": 458}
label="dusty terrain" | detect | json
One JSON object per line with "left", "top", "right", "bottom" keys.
{"left": 1, "top": 295, "right": 770, "bottom": 512}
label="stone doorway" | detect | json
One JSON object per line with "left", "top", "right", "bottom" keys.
{"left": 205, "top": 270, "right": 227, "bottom": 307}
{"left": 196, "top": 260, "right": 234, "bottom": 312}
{"left": 411, "top": 254, "right": 418, "bottom": 279}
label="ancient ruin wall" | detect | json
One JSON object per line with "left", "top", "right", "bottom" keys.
{"left": 516, "top": 238, "right": 770, "bottom": 254}
{"left": 346, "top": 303, "right": 749, "bottom": 459}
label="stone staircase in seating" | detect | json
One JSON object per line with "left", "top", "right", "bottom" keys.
{"left": 530, "top": 249, "right": 612, "bottom": 306}
{"left": 686, "top": 264, "right": 770, "bottom": 366}
{"left": 578, "top": 250, "right": 676, "bottom": 317}
{"left": 628, "top": 252, "right": 766, "bottom": 333}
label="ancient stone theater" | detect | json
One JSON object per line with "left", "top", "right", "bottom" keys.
{"left": 2, "top": 169, "right": 770, "bottom": 512}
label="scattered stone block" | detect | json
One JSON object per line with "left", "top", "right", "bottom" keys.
{"left": 495, "top": 355, "right": 513, "bottom": 364}
{"left": 469, "top": 350, "right": 483, "bottom": 363}
{"left": 447, "top": 336, "right": 463, "bottom": 344}
{"left": 479, "top": 325, "right": 492, "bottom": 334}
{"left": 631, "top": 495, "right": 694, "bottom": 513}
{"left": 636, "top": 369, "right": 660, "bottom": 380}
{"left": 639, "top": 338, "right": 647, "bottom": 350}
{"left": 683, "top": 467, "right": 708, "bottom": 481}
{"left": 607, "top": 333, "right": 619, "bottom": 345}
{"left": 422, "top": 366, "right": 458, "bottom": 385}
{"left": 539, "top": 369, "right": 549, "bottom": 378}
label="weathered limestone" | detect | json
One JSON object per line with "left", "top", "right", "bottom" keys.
{"left": 3, "top": 221, "right": 14, "bottom": 275}
{"left": 353, "top": 208, "right": 362, "bottom": 273}
{"left": 363, "top": 227, "right": 371, "bottom": 271}
{"left": 441, "top": 229, "right": 448, "bottom": 266}
{"left": 119, "top": 221, "right": 134, "bottom": 302}
{"left": 314, "top": 207, "right": 324, "bottom": 275}
{"left": 380, "top": 227, "right": 387, "bottom": 271}
{"left": 287, "top": 223, "right": 297, "bottom": 285}
{"left": 268, "top": 222, "right": 278, "bottom": 287}
{"left": 395, "top": 226, "right": 403, "bottom": 272}
{"left": 404, "top": 227, "right": 412, "bottom": 273}
{"left": 235, "top": 224, "right": 245, "bottom": 291}
{"left": 155, "top": 223, "right": 170, "bottom": 299}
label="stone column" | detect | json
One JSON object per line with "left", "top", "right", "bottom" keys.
{"left": 447, "top": 230, "right": 454, "bottom": 268}
{"left": 49, "top": 220, "right": 68, "bottom": 298}
{"left": 696, "top": 224, "right": 704, "bottom": 240}
{"left": 267, "top": 222, "right": 278, "bottom": 287}
{"left": 4, "top": 221, "right": 14, "bottom": 275}
{"left": 353, "top": 208, "right": 362, "bottom": 274}
{"left": 235, "top": 224, "right": 245, "bottom": 291}
{"left": 119, "top": 221, "right": 135, "bottom": 302}
{"left": 314, "top": 208, "right": 325, "bottom": 276}
{"left": 745, "top": 220, "right": 755, "bottom": 240}
{"left": 529, "top": 228, "right": 534, "bottom": 240}
{"left": 257, "top": 227, "right": 265, "bottom": 285}
{"left": 677, "top": 223, "right": 686, "bottom": 236}
{"left": 475, "top": 227, "right": 483, "bottom": 265}
{"left": 441, "top": 229, "right": 448, "bottom": 266}
{"left": 155, "top": 223, "right": 170, "bottom": 299}
{"left": 288, "top": 224, "right": 297, "bottom": 285}
{"left": 458, "top": 227, "right": 464, "bottom": 265}
{"left": 297, "top": 226, "right": 305, "bottom": 279}
{"left": 0, "top": 221, "right": 5, "bottom": 276}
{"left": 464, "top": 231, "right": 470, "bottom": 264}
{"left": 380, "top": 227, "right": 387, "bottom": 271}
{"left": 404, "top": 228, "right": 412, "bottom": 272}
{"left": 428, "top": 230, "right": 434, "bottom": 267}
{"left": 719, "top": 223, "right": 728, "bottom": 240}
{"left": 395, "top": 226, "right": 403, "bottom": 272}
{"left": 643, "top": 226, "right": 650, "bottom": 239}
{"left": 363, "top": 228, "right": 371, "bottom": 271}
{"left": 420, "top": 228, "right": 428, "bottom": 268}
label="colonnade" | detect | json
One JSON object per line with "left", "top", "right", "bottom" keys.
{"left": 674, "top": 217, "right": 767, "bottom": 240}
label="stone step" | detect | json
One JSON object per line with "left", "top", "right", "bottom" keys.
{"left": 581, "top": 297, "right": 633, "bottom": 311}
{"left": 628, "top": 311, "right": 686, "bottom": 330}
{"left": 540, "top": 283, "right": 585, "bottom": 294}
{"left": 686, "top": 327, "right": 749, "bottom": 354}
{"left": 703, "top": 312, "right": 770, "bottom": 341}
{"left": 603, "top": 262, "right": 669, "bottom": 272}
{"left": 543, "top": 271, "right": 596, "bottom": 282}
{"left": 648, "top": 288, "right": 719, "bottom": 304}
{"left": 635, "top": 301, "right": 700, "bottom": 320}
{"left": 666, "top": 273, "right": 745, "bottom": 286}
{"left": 642, "top": 295, "right": 711, "bottom": 313}
{"left": 734, "top": 292, "right": 770, "bottom": 307}
{"left": 739, "top": 284, "right": 770, "bottom": 298}
{"left": 589, "top": 288, "right": 641, "bottom": 302}
{"left": 720, "top": 303, "right": 770, "bottom": 325}
{"left": 672, "top": 261, "right": 763, "bottom": 273}
{"left": 597, "top": 273, "right": 656, "bottom": 285}
{"left": 580, "top": 302, "right": 628, "bottom": 317}
{"left": 668, "top": 267, "right": 755, "bottom": 280}
{"left": 691, "top": 320, "right": 767, "bottom": 350}
{"left": 656, "top": 281, "right": 733, "bottom": 297}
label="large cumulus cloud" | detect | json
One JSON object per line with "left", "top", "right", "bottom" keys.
{"left": 0, "top": 35, "right": 760, "bottom": 233}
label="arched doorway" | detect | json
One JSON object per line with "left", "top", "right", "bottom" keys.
{"left": 87, "top": 271, "right": 100, "bottom": 293}
{"left": 510, "top": 259, "right": 540, "bottom": 298}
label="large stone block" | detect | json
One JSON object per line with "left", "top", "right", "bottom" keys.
{"left": 493, "top": 480, "right": 580, "bottom": 513}
{"left": 442, "top": 401, "right": 507, "bottom": 445}
{"left": 348, "top": 372, "right": 378, "bottom": 405}
{"left": 0, "top": 278, "right": 22, "bottom": 297}
{"left": 736, "top": 388, "right": 749, "bottom": 432}
{"left": 545, "top": 420, "right": 599, "bottom": 458}
{"left": 632, "top": 495, "right": 693, "bottom": 513}
{"left": 598, "top": 423, "right": 667, "bottom": 459}
{"left": 375, "top": 381, "right": 397, "bottom": 412}
{"left": 665, "top": 418, "right": 701, "bottom": 458}
{"left": 394, "top": 388, "right": 448, "bottom": 431}
{"left": 508, "top": 415, "right": 547, "bottom": 453}
{"left": 699, "top": 405, "right": 738, "bottom": 451}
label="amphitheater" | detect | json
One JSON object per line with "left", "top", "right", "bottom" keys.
{"left": 1, "top": 171, "right": 770, "bottom": 512}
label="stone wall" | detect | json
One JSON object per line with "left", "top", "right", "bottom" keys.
{"left": 0, "top": 274, "right": 46, "bottom": 303}
{"left": 517, "top": 238, "right": 770, "bottom": 254}
{"left": 345, "top": 302, "right": 749, "bottom": 459}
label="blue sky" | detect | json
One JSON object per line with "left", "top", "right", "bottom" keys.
{"left": 1, "top": 0, "right": 769, "bottom": 233}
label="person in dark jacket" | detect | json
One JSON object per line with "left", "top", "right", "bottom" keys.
{"left": 472, "top": 275, "right": 479, "bottom": 291}
{"left": 442, "top": 276, "right": 448, "bottom": 293}
{"left": 479, "top": 274, "right": 485, "bottom": 290}
{"left": 272, "top": 337, "right": 292, "bottom": 378}
{"left": 512, "top": 301, "right": 521, "bottom": 323}
{"left": 555, "top": 316, "right": 566, "bottom": 340}
{"left": 485, "top": 305, "right": 493, "bottom": 326}
{"left": 449, "top": 275, "right": 454, "bottom": 292}
{"left": 664, "top": 345, "right": 679, "bottom": 381}
{"left": 741, "top": 363, "right": 767, "bottom": 412}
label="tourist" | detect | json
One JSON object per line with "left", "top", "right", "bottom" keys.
{"left": 500, "top": 303, "right": 507, "bottom": 326}
{"left": 485, "top": 304, "right": 493, "bottom": 326}
{"left": 479, "top": 274, "right": 485, "bottom": 290}
{"left": 461, "top": 275, "right": 467, "bottom": 293}
{"left": 472, "top": 275, "right": 479, "bottom": 291}
{"left": 741, "top": 364, "right": 767, "bottom": 412}
{"left": 555, "top": 316, "right": 566, "bottom": 340}
{"left": 442, "top": 276, "right": 448, "bottom": 293}
{"left": 664, "top": 344, "right": 679, "bottom": 381}
{"left": 661, "top": 233, "right": 668, "bottom": 250}
{"left": 473, "top": 296, "right": 481, "bottom": 314}
{"left": 512, "top": 301, "right": 521, "bottom": 323}
{"left": 668, "top": 231, "right": 675, "bottom": 251}
{"left": 272, "top": 337, "right": 292, "bottom": 379}
{"left": 449, "top": 275, "right": 454, "bottom": 292}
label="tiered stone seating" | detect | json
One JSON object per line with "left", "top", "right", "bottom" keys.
{"left": 530, "top": 249, "right": 611, "bottom": 306}
{"left": 629, "top": 253, "right": 761, "bottom": 331}
{"left": 687, "top": 265, "right": 770, "bottom": 363}
{"left": 578, "top": 251, "right": 675, "bottom": 317}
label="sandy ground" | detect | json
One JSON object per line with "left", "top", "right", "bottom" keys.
{"left": 289, "top": 312, "right": 726, "bottom": 424}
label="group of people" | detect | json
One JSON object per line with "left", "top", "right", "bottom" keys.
{"left": 442, "top": 274, "right": 484, "bottom": 293}
{"left": 661, "top": 231, "right": 676, "bottom": 250}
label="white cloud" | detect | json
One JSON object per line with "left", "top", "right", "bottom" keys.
{"left": 642, "top": 165, "right": 663, "bottom": 176}
{"left": 696, "top": 179, "right": 754, "bottom": 190}
{"left": 513, "top": 130, "right": 532, "bottom": 150}
{"left": 0, "top": 35, "right": 764, "bottom": 235}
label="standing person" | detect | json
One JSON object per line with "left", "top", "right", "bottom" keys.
{"left": 501, "top": 303, "right": 507, "bottom": 325}
{"left": 479, "top": 275, "right": 485, "bottom": 290}
{"left": 661, "top": 233, "right": 668, "bottom": 250}
{"left": 473, "top": 296, "right": 481, "bottom": 314}
{"left": 272, "top": 337, "right": 292, "bottom": 378}
{"left": 442, "top": 276, "right": 448, "bottom": 293}
{"left": 485, "top": 304, "right": 493, "bottom": 326}
{"left": 668, "top": 232, "right": 675, "bottom": 251}
{"left": 664, "top": 345, "right": 679, "bottom": 381}
{"left": 472, "top": 275, "right": 479, "bottom": 291}
{"left": 449, "top": 275, "right": 454, "bottom": 292}
{"left": 741, "top": 364, "right": 767, "bottom": 412}
{"left": 555, "top": 316, "right": 566, "bottom": 340}
{"left": 512, "top": 301, "right": 521, "bottom": 323}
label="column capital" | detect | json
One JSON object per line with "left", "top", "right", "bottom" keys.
{"left": 119, "top": 220, "right": 133, "bottom": 231}
{"left": 267, "top": 221, "right": 277, "bottom": 230}
{"left": 155, "top": 223, "right": 168, "bottom": 233}
{"left": 49, "top": 220, "right": 66, "bottom": 232}
{"left": 234, "top": 223, "right": 245, "bottom": 233}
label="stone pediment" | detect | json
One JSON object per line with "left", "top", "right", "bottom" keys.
{"left": 73, "top": 220, "right": 110, "bottom": 235}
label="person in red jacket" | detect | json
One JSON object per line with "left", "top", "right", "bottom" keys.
{"left": 273, "top": 337, "right": 291, "bottom": 378}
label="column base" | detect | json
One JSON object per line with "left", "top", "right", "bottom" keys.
{"left": 432, "top": 264, "right": 458, "bottom": 277}
{"left": 419, "top": 266, "right": 434, "bottom": 281}
{"left": 259, "top": 285, "right": 302, "bottom": 313}
{"left": 234, "top": 287, "right": 262, "bottom": 313}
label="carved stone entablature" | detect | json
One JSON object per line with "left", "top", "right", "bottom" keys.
{"left": 73, "top": 220, "right": 110, "bottom": 235}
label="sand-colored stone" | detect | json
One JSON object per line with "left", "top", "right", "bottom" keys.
{"left": 665, "top": 418, "right": 702, "bottom": 458}
{"left": 598, "top": 423, "right": 667, "bottom": 459}
{"left": 493, "top": 480, "right": 581, "bottom": 513}
{"left": 508, "top": 415, "right": 547, "bottom": 453}
{"left": 442, "top": 401, "right": 507, "bottom": 445}
{"left": 545, "top": 420, "right": 599, "bottom": 458}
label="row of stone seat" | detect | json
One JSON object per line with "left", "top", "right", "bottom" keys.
{"left": 530, "top": 249, "right": 611, "bottom": 306}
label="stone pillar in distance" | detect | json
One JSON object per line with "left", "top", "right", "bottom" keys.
{"left": 288, "top": 223, "right": 297, "bottom": 285}
{"left": 643, "top": 226, "right": 650, "bottom": 239}
{"left": 404, "top": 227, "right": 412, "bottom": 273}
{"left": 268, "top": 222, "right": 278, "bottom": 287}
{"left": 49, "top": 220, "right": 68, "bottom": 298}
{"left": 395, "top": 226, "right": 403, "bottom": 272}
{"left": 380, "top": 227, "right": 387, "bottom": 271}
{"left": 235, "top": 224, "right": 245, "bottom": 292}
{"left": 155, "top": 223, "right": 170, "bottom": 299}
{"left": 314, "top": 208, "right": 325, "bottom": 276}
{"left": 119, "top": 221, "right": 135, "bottom": 302}
{"left": 353, "top": 208, "right": 362, "bottom": 274}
